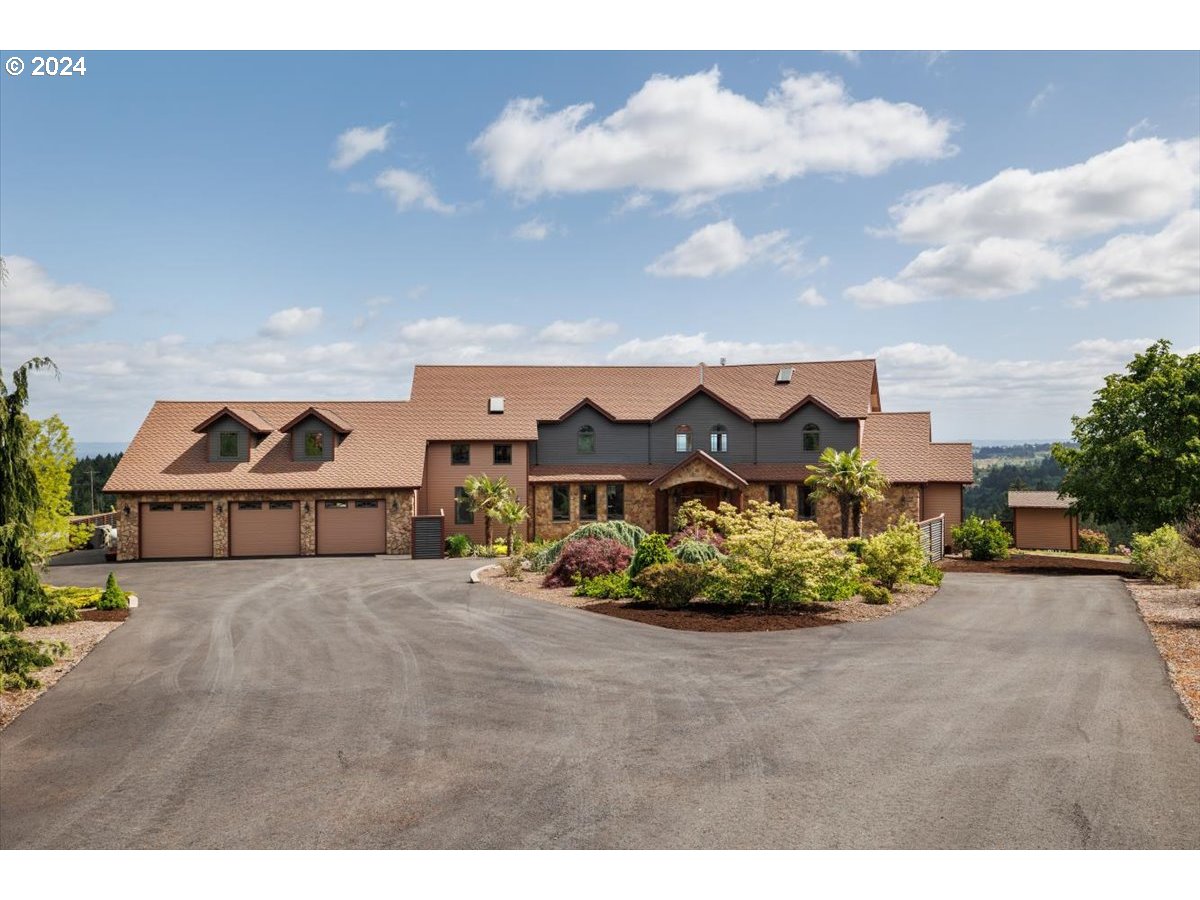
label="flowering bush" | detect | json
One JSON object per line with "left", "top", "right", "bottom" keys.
{"left": 543, "top": 537, "right": 633, "bottom": 588}
{"left": 667, "top": 525, "right": 725, "bottom": 551}
{"left": 860, "top": 517, "right": 926, "bottom": 589}
{"left": 1077, "top": 528, "right": 1110, "bottom": 554}
{"left": 1131, "top": 525, "right": 1200, "bottom": 587}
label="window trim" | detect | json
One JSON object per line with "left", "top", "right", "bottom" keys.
{"left": 710, "top": 424, "right": 728, "bottom": 453}
{"left": 493, "top": 443, "right": 513, "bottom": 465}
{"left": 675, "top": 425, "right": 693, "bottom": 453}
{"left": 450, "top": 443, "right": 471, "bottom": 466}
{"left": 577, "top": 425, "right": 596, "bottom": 454}
{"left": 303, "top": 429, "right": 325, "bottom": 458}
{"left": 454, "top": 487, "right": 475, "bottom": 525}
{"left": 218, "top": 431, "right": 240, "bottom": 459}
{"left": 551, "top": 484, "right": 571, "bottom": 522}
{"left": 802, "top": 423, "right": 820, "bottom": 452}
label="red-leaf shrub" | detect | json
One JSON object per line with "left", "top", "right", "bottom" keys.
{"left": 667, "top": 525, "right": 725, "bottom": 551}
{"left": 543, "top": 537, "right": 633, "bottom": 588}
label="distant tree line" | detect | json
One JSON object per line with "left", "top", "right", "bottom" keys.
{"left": 973, "top": 442, "right": 1075, "bottom": 460}
{"left": 70, "top": 453, "right": 123, "bottom": 515}
{"left": 964, "top": 456, "right": 1066, "bottom": 520}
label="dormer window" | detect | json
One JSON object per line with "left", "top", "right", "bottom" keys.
{"left": 577, "top": 425, "right": 595, "bottom": 453}
{"left": 304, "top": 431, "right": 324, "bottom": 458}
{"left": 710, "top": 424, "right": 728, "bottom": 453}
{"left": 218, "top": 432, "right": 240, "bottom": 458}
{"left": 278, "top": 407, "right": 352, "bottom": 463}
{"left": 488, "top": 396, "right": 505, "bottom": 414}
{"left": 675, "top": 425, "right": 692, "bottom": 453}
{"left": 803, "top": 423, "right": 820, "bottom": 452}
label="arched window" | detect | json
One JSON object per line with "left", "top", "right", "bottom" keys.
{"left": 710, "top": 424, "right": 728, "bottom": 453}
{"left": 675, "top": 425, "right": 692, "bottom": 453}
{"left": 802, "top": 423, "right": 820, "bottom": 452}
{"left": 577, "top": 425, "right": 595, "bottom": 453}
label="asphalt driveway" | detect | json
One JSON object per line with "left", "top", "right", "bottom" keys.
{"left": 2, "top": 559, "right": 1197, "bottom": 849}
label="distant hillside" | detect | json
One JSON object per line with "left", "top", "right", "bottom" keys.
{"left": 972, "top": 441, "right": 1076, "bottom": 470}
{"left": 75, "top": 441, "right": 129, "bottom": 457}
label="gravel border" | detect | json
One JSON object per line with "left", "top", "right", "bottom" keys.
{"left": 1124, "top": 578, "right": 1200, "bottom": 740}
{"left": 0, "top": 620, "right": 124, "bottom": 730}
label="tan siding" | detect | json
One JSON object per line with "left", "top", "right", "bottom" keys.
{"left": 140, "top": 502, "right": 213, "bottom": 558}
{"left": 230, "top": 501, "right": 301, "bottom": 556}
{"left": 317, "top": 500, "right": 385, "bottom": 555}
{"left": 923, "top": 483, "right": 964, "bottom": 546}
{"left": 1014, "top": 508, "right": 1076, "bottom": 550}
{"left": 422, "top": 440, "right": 529, "bottom": 544}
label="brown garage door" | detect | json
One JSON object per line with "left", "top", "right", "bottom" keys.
{"left": 317, "top": 499, "right": 385, "bottom": 555}
{"left": 140, "top": 501, "right": 213, "bottom": 559}
{"left": 230, "top": 500, "right": 300, "bottom": 557}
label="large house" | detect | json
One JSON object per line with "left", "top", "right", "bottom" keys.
{"left": 104, "top": 360, "right": 972, "bottom": 560}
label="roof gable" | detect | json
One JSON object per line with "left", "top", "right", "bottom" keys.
{"left": 192, "top": 405, "right": 274, "bottom": 436}
{"left": 280, "top": 406, "right": 354, "bottom": 435}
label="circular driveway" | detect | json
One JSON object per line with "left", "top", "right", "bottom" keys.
{"left": 2, "top": 557, "right": 1197, "bottom": 848}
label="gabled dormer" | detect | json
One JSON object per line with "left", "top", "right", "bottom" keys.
{"left": 194, "top": 406, "right": 274, "bottom": 463}
{"left": 279, "top": 407, "right": 353, "bottom": 462}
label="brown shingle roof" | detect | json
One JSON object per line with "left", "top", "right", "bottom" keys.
{"left": 106, "top": 401, "right": 424, "bottom": 492}
{"left": 1008, "top": 490, "right": 1074, "bottom": 509}
{"left": 279, "top": 406, "right": 354, "bottom": 435}
{"left": 860, "top": 412, "right": 973, "bottom": 484}
{"left": 192, "top": 405, "right": 275, "bottom": 435}
{"left": 408, "top": 359, "right": 879, "bottom": 439}
{"left": 528, "top": 464, "right": 668, "bottom": 483}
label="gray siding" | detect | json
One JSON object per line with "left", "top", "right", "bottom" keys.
{"left": 536, "top": 406, "right": 650, "bottom": 465}
{"left": 650, "top": 393, "right": 755, "bottom": 465}
{"left": 756, "top": 404, "right": 859, "bottom": 464}
{"left": 290, "top": 417, "right": 335, "bottom": 461}
{"left": 207, "top": 416, "right": 250, "bottom": 462}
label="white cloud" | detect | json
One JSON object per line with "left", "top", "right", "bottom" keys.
{"left": 1068, "top": 209, "right": 1200, "bottom": 300}
{"left": 398, "top": 316, "right": 524, "bottom": 345}
{"left": 374, "top": 168, "right": 454, "bottom": 214}
{"left": 512, "top": 217, "right": 562, "bottom": 241}
{"left": 353, "top": 296, "right": 394, "bottom": 329}
{"left": 260, "top": 306, "right": 324, "bottom": 337}
{"left": 646, "top": 220, "right": 818, "bottom": 278}
{"left": 796, "top": 287, "right": 829, "bottom": 307}
{"left": 0, "top": 256, "right": 114, "bottom": 327}
{"left": 1028, "top": 83, "right": 1056, "bottom": 113}
{"left": 330, "top": 123, "right": 392, "bottom": 171}
{"left": 885, "top": 138, "right": 1200, "bottom": 244}
{"left": 537, "top": 319, "right": 619, "bottom": 344}
{"left": 607, "top": 332, "right": 825, "bottom": 365}
{"left": 472, "top": 67, "right": 954, "bottom": 205}
{"left": 1070, "top": 337, "right": 1158, "bottom": 361}
{"left": 1125, "top": 118, "right": 1155, "bottom": 140}
{"left": 826, "top": 51, "right": 860, "bottom": 64}
{"left": 846, "top": 238, "right": 1067, "bottom": 307}
{"left": 615, "top": 192, "right": 653, "bottom": 214}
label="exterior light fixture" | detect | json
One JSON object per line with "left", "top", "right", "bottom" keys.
{"left": 391, "top": 498, "right": 398, "bottom": 512}
{"left": 123, "top": 505, "right": 131, "bottom": 517}
{"left": 216, "top": 501, "right": 224, "bottom": 514}
{"left": 304, "top": 501, "right": 310, "bottom": 513}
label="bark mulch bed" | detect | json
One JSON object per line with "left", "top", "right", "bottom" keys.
{"left": 0, "top": 619, "right": 124, "bottom": 730}
{"left": 479, "top": 565, "right": 938, "bottom": 631}
{"left": 78, "top": 608, "right": 130, "bottom": 622}
{"left": 941, "top": 553, "right": 1133, "bottom": 576}
{"left": 1125, "top": 579, "right": 1200, "bottom": 740}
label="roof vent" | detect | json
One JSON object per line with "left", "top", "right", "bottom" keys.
{"left": 776, "top": 367, "right": 794, "bottom": 384}
{"left": 488, "top": 396, "right": 505, "bottom": 414}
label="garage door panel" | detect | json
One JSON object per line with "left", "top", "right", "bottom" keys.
{"left": 231, "top": 500, "right": 300, "bottom": 557}
{"left": 318, "top": 499, "right": 385, "bottom": 555}
{"left": 141, "top": 502, "right": 213, "bottom": 559}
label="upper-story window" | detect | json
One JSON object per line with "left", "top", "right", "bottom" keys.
{"left": 802, "top": 423, "right": 820, "bottom": 452}
{"left": 218, "top": 432, "right": 239, "bottom": 458}
{"left": 493, "top": 443, "right": 512, "bottom": 465}
{"left": 304, "top": 431, "right": 324, "bottom": 458}
{"left": 675, "top": 425, "right": 693, "bottom": 453}
{"left": 577, "top": 425, "right": 595, "bottom": 454}
{"left": 710, "top": 424, "right": 728, "bottom": 453}
{"left": 451, "top": 443, "right": 470, "bottom": 465}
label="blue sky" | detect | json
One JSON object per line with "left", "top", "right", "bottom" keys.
{"left": 1, "top": 50, "right": 1197, "bottom": 443}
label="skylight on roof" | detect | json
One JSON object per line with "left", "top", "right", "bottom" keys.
{"left": 776, "top": 367, "right": 793, "bottom": 384}
{"left": 488, "top": 396, "right": 505, "bottom": 414}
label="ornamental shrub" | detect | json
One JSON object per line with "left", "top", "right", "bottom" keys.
{"left": 629, "top": 533, "right": 673, "bottom": 579}
{"left": 472, "top": 543, "right": 497, "bottom": 558}
{"left": 96, "top": 572, "right": 129, "bottom": 611}
{"left": 859, "top": 583, "right": 892, "bottom": 605}
{"left": 445, "top": 533, "right": 472, "bottom": 558}
{"left": 543, "top": 537, "right": 633, "bottom": 588}
{"left": 569, "top": 520, "right": 646, "bottom": 550}
{"left": 667, "top": 525, "right": 725, "bottom": 552}
{"left": 0, "top": 634, "right": 68, "bottom": 691}
{"left": 528, "top": 538, "right": 565, "bottom": 572}
{"left": 573, "top": 571, "right": 641, "bottom": 600}
{"left": 860, "top": 517, "right": 926, "bottom": 589}
{"left": 672, "top": 539, "right": 722, "bottom": 564}
{"left": 910, "top": 563, "right": 944, "bottom": 586}
{"left": 951, "top": 515, "right": 1012, "bottom": 561}
{"left": 633, "top": 561, "right": 710, "bottom": 609}
{"left": 1077, "top": 528, "right": 1110, "bottom": 555}
{"left": 1131, "top": 525, "right": 1200, "bottom": 587}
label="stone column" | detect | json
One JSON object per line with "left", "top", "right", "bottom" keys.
{"left": 300, "top": 498, "right": 317, "bottom": 555}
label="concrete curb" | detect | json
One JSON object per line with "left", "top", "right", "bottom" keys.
{"left": 469, "top": 563, "right": 501, "bottom": 583}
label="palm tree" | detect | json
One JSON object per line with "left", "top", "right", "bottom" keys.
{"left": 490, "top": 498, "right": 529, "bottom": 556}
{"left": 804, "top": 447, "right": 889, "bottom": 538}
{"left": 461, "top": 474, "right": 514, "bottom": 546}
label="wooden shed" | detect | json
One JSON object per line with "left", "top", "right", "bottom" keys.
{"left": 1008, "top": 491, "right": 1078, "bottom": 551}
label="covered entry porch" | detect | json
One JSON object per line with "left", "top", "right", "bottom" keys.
{"left": 649, "top": 450, "right": 748, "bottom": 532}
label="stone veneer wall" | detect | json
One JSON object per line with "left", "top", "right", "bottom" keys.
{"left": 531, "top": 482, "right": 656, "bottom": 540}
{"left": 116, "top": 489, "right": 416, "bottom": 561}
